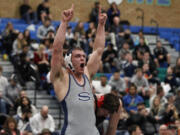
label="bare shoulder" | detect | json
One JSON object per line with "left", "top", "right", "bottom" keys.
{"left": 52, "top": 68, "right": 70, "bottom": 101}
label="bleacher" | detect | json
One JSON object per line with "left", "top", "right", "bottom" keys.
{"left": 1, "top": 17, "right": 180, "bottom": 134}
{"left": 1, "top": 17, "right": 180, "bottom": 51}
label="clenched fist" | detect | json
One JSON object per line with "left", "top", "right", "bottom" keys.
{"left": 62, "top": 4, "right": 74, "bottom": 22}
{"left": 98, "top": 6, "right": 107, "bottom": 26}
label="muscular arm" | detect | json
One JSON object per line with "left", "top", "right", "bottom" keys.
{"left": 87, "top": 7, "right": 107, "bottom": 78}
{"left": 50, "top": 5, "right": 74, "bottom": 83}
{"left": 50, "top": 21, "right": 68, "bottom": 82}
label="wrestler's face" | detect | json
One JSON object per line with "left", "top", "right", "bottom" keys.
{"left": 71, "top": 49, "right": 86, "bottom": 74}
{"left": 98, "top": 108, "right": 109, "bottom": 117}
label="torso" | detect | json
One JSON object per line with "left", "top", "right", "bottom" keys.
{"left": 57, "top": 70, "right": 99, "bottom": 135}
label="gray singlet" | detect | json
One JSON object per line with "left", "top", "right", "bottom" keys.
{"left": 60, "top": 73, "right": 100, "bottom": 135}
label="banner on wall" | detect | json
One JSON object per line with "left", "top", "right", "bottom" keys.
{"left": 127, "top": 0, "right": 171, "bottom": 6}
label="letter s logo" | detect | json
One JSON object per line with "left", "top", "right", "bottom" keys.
{"left": 78, "top": 92, "right": 90, "bottom": 101}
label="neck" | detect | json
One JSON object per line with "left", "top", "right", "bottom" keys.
{"left": 73, "top": 71, "right": 83, "bottom": 80}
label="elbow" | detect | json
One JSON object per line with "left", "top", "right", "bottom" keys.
{"left": 97, "top": 48, "right": 104, "bottom": 55}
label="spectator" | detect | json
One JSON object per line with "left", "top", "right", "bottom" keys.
{"left": 30, "top": 105, "right": 55, "bottom": 135}
{"left": 14, "top": 90, "right": 27, "bottom": 110}
{"left": 74, "top": 21, "right": 85, "bottom": 36}
{"left": 17, "top": 97, "right": 37, "bottom": 117}
{"left": 0, "top": 65, "right": 9, "bottom": 93}
{"left": 122, "top": 53, "right": 137, "bottom": 78}
{"left": 33, "top": 44, "right": 50, "bottom": 76}
{"left": 150, "top": 86, "right": 167, "bottom": 109}
{"left": 109, "top": 15, "right": 123, "bottom": 35}
{"left": 37, "top": 18, "right": 55, "bottom": 41}
{"left": 102, "top": 43, "right": 118, "bottom": 73}
{"left": 138, "top": 51, "right": 157, "bottom": 77}
{"left": 89, "top": 1, "right": 100, "bottom": 25}
{"left": 174, "top": 88, "right": 180, "bottom": 115}
{"left": 108, "top": 16, "right": 124, "bottom": 48}
{"left": 123, "top": 83, "right": 144, "bottom": 113}
{"left": 108, "top": 70, "right": 126, "bottom": 95}
{"left": 14, "top": 107, "right": 32, "bottom": 134}
{"left": 131, "top": 68, "right": 149, "bottom": 95}
{"left": 154, "top": 41, "right": 171, "bottom": 68}
{"left": 69, "top": 32, "right": 80, "bottom": 48}
{"left": 1, "top": 22, "right": 18, "bottom": 55}
{"left": 174, "top": 57, "right": 180, "bottom": 86}
{"left": 164, "top": 66, "right": 178, "bottom": 93}
{"left": 85, "top": 22, "right": 96, "bottom": 40}
{"left": 126, "top": 102, "right": 158, "bottom": 135}
{"left": 92, "top": 75, "right": 111, "bottom": 94}
{"left": 15, "top": 45, "right": 41, "bottom": 89}
{"left": 134, "top": 30, "right": 148, "bottom": 46}
{"left": 3, "top": 74, "right": 22, "bottom": 110}
{"left": 0, "top": 92, "right": 9, "bottom": 114}
{"left": 37, "top": 0, "right": 52, "bottom": 22}
{"left": 107, "top": 2, "right": 120, "bottom": 25}
{"left": 23, "top": 29, "right": 32, "bottom": 45}
{"left": 150, "top": 96, "right": 162, "bottom": 117}
{"left": 65, "top": 26, "right": 74, "bottom": 41}
{"left": 133, "top": 37, "right": 151, "bottom": 61}
{"left": 158, "top": 102, "right": 179, "bottom": 125}
{"left": 0, "top": 117, "right": 21, "bottom": 135}
{"left": 12, "top": 32, "right": 27, "bottom": 57}
{"left": 123, "top": 29, "right": 134, "bottom": 49}
{"left": 19, "top": 0, "right": 37, "bottom": 24}
{"left": 128, "top": 125, "right": 143, "bottom": 135}
{"left": 158, "top": 124, "right": 168, "bottom": 135}
{"left": 118, "top": 42, "right": 131, "bottom": 62}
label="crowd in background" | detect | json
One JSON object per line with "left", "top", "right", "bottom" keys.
{"left": 0, "top": 0, "right": 180, "bottom": 135}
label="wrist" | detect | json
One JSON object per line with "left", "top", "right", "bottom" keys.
{"left": 61, "top": 20, "right": 68, "bottom": 25}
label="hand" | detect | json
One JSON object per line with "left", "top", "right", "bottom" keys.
{"left": 62, "top": 4, "right": 74, "bottom": 22}
{"left": 98, "top": 6, "right": 107, "bottom": 25}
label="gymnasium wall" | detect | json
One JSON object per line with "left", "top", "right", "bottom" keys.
{"left": 0, "top": 0, "right": 180, "bottom": 28}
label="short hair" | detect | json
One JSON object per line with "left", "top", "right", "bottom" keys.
{"left": 129, "top": 83, "right": 137, "bottom": 90}
{"left": 128, "top": 125, "right": 139, "bottom": 134}
{"left": 101, "top": 93, "right": 120, "bottom": 113}
{"left": 156, "top": 86, "right": 164, "bottom": 95}
{"left": 68, "top": 46, "right": 84, "bottom": 54}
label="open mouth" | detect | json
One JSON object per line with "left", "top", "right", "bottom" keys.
{"left": 80, "top": 63, "right": 85, "bottom": 68}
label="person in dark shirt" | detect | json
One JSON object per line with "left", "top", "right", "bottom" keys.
{"left": 89, "top": 2, "right": 100, "bottom": 26}
{"left": 126, "top": 102, "right": 159, "bottom": 135}
{"left": 153, "top": 41, "right": 171, "bottom": 68}
{"left": 123, "top": 53, "right": 137, "bottom": 78}
{"left": 107, "top": 2, "right": 120, "bottom": 25}
{"left": 174, "top": 57, "right": 180, "bottom": 86}
{"left": 102, "top": 43, "right": 118, "bottom": 73}
{"left": 109, "top": 16, "right": 124, "bottom": 35}
{"left": 19, "top": 0, "right": 37, "bottom": 24}
{"left": 133, "top": 37, "right": 151, "bottom": 61}
{"left": 37, "top": 0, "right": 52, "bottom": 22}
{"left": 164, "top": 67, "right": 178, "bottom": 93}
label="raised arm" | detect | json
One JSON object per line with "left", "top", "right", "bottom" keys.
{"left": 86, "top": 7, "right": 107, "bottom": 78}
{"left": 50, "top": 4, "right": 74, "bottom": 82}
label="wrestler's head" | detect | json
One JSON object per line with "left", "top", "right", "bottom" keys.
{"left": 97, "top": 93, "right": 120, "bottom": 117}
{"left": 64, "top": 47, "right": 86, "bottom": 74}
